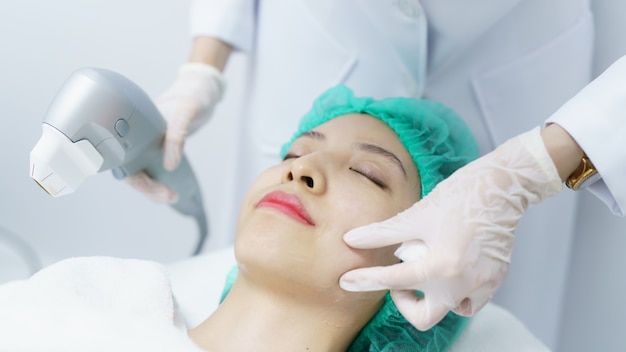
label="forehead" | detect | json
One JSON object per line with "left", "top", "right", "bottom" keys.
{"left": 312, "top": 113, "right": 399, "bottom": 141}
{"left": 308, "top": 114, "right": 408, "bottom": 160}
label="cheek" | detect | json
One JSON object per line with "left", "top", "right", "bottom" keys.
{"left": 317, "top": 188, "right": 408, "bottom": 278}
{"left": 317, "top": 226, "right": 400, "bottom": 283}
{"left": 235, "top": 167, "right": 283, "bottom": 229}
{"left": 334, "top": 242, "right": 401, "bottom": 273}
{"left": 330, "top": 186, "right": 409, "bottom": 231}
{"left": 244, "top": 166, "right": 282, "bottom": 199}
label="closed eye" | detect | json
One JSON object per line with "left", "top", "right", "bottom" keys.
{"left": 283, "top": 153, "right": 301, "bottom": 161}
{"left": 350, "top": 167, "right": 387, "bottom": 189}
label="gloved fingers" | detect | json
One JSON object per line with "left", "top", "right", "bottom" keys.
{"left": 163, "top": 140, "right": 183, "bottom": 172}
{"left": 339, "top": 260, "right": 430, "bottom": 292}
{"left": 343, "top": 205, "right": 431, "bottom": 249}
{"left": 162, "top": 100, "right": 198, "bottom": 171}
{"left": 390, "top": 289, "right": 451, "bottom": 331}
{"left": 155, "top": 63, "right": 225, "bottom": 172}
{"left": 124, "top": 171, "right": 179, "bottom": 204}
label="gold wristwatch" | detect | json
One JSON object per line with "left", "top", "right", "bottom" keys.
{"left": 565, "top": 155, "right": 600, "bottom": 190}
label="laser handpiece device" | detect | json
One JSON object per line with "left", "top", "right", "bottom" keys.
{"left": 29, "top": 67, "right": 207, "bottom": 254}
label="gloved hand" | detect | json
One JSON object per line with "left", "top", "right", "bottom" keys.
{"left": 125, "top": 63, "right": 225, "bottom": 203}
{"left": 339, "top": 127, "right": 563, "bottom": 331}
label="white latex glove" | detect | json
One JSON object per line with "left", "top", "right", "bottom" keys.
{"left": 125, "top": 63, "right": 225, "bottom": 203}
{"left": 339, "top": 127, "right": 562, "bottom": 331}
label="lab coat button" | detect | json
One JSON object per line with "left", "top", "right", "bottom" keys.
{"left": 114, "top": 118, "right": 130, "bottom": 137}
{"left": 395, "top": 0, "right": 422, "bottom": 19}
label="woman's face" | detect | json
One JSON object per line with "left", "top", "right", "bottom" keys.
{"left": 235, "top": 113, "right": 420, "bottom": 298}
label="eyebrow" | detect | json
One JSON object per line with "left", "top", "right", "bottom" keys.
{"left": 299, "top": 130, "right": 407, "bottom": 178}
{"left": 300, "top": 130, "right": 325, "bottom": 141}
{"left": 357, "top": 143, "right": 407, "bottom": 178}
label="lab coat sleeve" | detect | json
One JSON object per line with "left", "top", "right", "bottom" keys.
{"left": 545, "top": 55, "right": 626, "bottom": 216}
{"left": 189, "top": 0, "right": 256, "bottom": 52}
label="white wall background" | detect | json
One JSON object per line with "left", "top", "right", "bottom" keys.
{"left": 1, "top": 1, "right": 626, "bottom": 351}
{"left": 0, "top": 0, "right": 246, "bottom": 279}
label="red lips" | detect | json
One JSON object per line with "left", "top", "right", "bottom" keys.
{"left": 256, "top": 190, "right": 315, "bottom": 226}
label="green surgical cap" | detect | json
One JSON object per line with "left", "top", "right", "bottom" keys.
{"left": 280, "top": 84, "right": 479, "bottom": 197}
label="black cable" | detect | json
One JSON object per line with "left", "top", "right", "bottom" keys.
{"left": 191, "top": 210, "right": 208, "bottom": 256}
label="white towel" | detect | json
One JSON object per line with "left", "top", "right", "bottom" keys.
{"left": 0, "top": 256, "right": 203, "bottom": 352}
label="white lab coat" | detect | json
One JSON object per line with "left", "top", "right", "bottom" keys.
{"left": 189, "top": 0, "right": 626, "bottom": 349}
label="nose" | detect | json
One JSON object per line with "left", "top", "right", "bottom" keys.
{"left": 282, "top": 155, "right": 327, "bottom": 194}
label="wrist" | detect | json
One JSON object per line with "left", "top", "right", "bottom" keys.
{"left": 540, "top": 123, "right": 584, "bottom": 182}
{"left": 177, "top": 63, "right": 226, "bottom": 100}
{"left": 188, "top": 36, "right": 232, "bottom": 71}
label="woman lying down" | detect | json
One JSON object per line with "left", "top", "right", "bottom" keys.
{"left": 0, "top": 85, "right": 479, "bottom": 351}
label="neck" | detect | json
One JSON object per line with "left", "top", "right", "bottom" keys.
{"left": 188, "top": 275, "right": 380, "bottom": 352}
